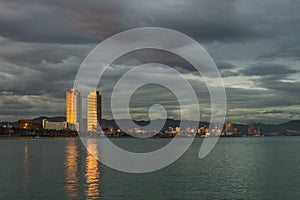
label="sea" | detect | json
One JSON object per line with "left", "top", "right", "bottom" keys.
{"left": 1, "top": 137, "right": 300, "bottom": 200}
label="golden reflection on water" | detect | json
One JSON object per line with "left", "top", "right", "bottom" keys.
{"left": 65, "top": 139, "right": 79, "bottom": 199}
{"left": 23, "top": 142, "right": 29, "bottom": 189}
{"left": 85, "top": 139, "right": 101, "bottom": 199}
{"left": 65, "top": 139, "right": 101, "bottom": 199}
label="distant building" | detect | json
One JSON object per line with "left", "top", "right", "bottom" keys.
{"left": 66, "top": 88, "right": 81, "bottom": 131}
{"left": 0, "top": 126, "right": 12, "bottom": 134}
{"left": 87, "top": 91, "right": 102, "bottom": 132}
{"left": 233, "top": 128, "right": 238, "bottom": 135}
{"left": 1, "top": 124, "right": 12, "bottom": 128}
{"left": 254, "top": 126, "right": 261, "bottom": 136}
{"left": 197, "top": 128, "right": 201, "bottom": 134}
{"left": 44, "top": 121, "right": 67, "bottom": 130}
{"left": 18, "top": 120, "right": 41, "bottom": 130}
{"left": 225, "top": 123, "right": 233, "bottom": 135}
{"left": 198, "top": 126, "right": 209, "bottom": 135}
{"left": 165, "top": 127, "right": 176, "bottom": 135}
{"left": 67, "top": 123, "right": 78, "bottom": 131}
{"left": 212, "top": 126, "right": 222, "bottom": 136}
{"left": 198, "top": 126, "right": 207, "bottom": 135}
{"left": 42, "top": 119, "right": 47, "bottom": 129}
{"left": 185, "top": 127, "right": 195, "bottom": 133}
{"left": 248, "top": 120, "right": 254, "bottom": 135}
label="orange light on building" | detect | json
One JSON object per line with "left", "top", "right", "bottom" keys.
{"left": 18, "top": 120, "right": 41, "bottom": 130}
{"left": 225, "top": 123, "right": 233, "bottom": 134}
{"left": 24, "top": 123, "right": 29, "bottom": 129}
{"left": 87, "top": 91, "right": 101, "bottom": 132}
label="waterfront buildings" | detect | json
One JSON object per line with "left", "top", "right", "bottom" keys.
{"left": 44, "top": 121, "right": 67, "bottom": 130}
{"left": 18, "top": 120, "right": 42, "bottom": 130}
{"left": 87, "top": 91, "right": 102, "bottom": 132}
{"left": 225, "top": 123, "right": 233, "bottom": 135}
{"left": 42, "top": 119, "right": 78, "bottom": 131}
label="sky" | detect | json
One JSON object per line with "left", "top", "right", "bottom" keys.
{"left": 0, "top": 0, "right": 300, "bottom": 124}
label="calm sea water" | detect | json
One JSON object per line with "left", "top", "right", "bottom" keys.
{"left": 1, "top": 137, "right": 300, "bottom": 200}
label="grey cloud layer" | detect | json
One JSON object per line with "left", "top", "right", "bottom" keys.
{"left": 2, "top": 0, "right": 300, "bottom": 43}
{"left": 0, "top": 0, "right": 300, "bottom": 123}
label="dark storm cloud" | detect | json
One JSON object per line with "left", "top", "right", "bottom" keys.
{"left": 0, "top": 0, "right": 299, "bottom": 47}
{"left": 2, "top": 45, "right": 84, "bottom": 65}
{"left": 233, "top": 63, "right": 300, "bottom": 108}
{"left": 112, "top": 49, "right": 197, "bottom": 74}
{"left": 262, "top": 109, "right": 284, "bottom": 114}
{"left": 259, "top": 79, "right": 300, "bottom": 96}
{"left": 225, "top": 88, "right": 282, "bottom": 109}
{"left": 0, "top": 57, "right": 78, "bottom": 97}
{"left": 241, "top": 64, "right": 300, "bottom": 98}
{"left": 0, "top": 0, "right": 100, "bottom": 43}
{"left": 0, "top": 41, "right": 95, "bottom": 99}
{"left": 1, "top": 0, "right": 300, "bottom": 44}
{"left": 0, "top": 0, "right": 139, "bottom": 43}
{"left": 221, "top": 71, "right": 240, "bottom": 77}
{"left": 91, "top": 0, "right": 300, "bottom": 43}
{"left": 289, "top": 112, "right": 300, "bottom": 119}
{"left": 217, "top": 62, "right": 237, "bottom": 70}
{"left": 216, "top": 62, "right": 240, "bottom": 77}
{"left": 0, "top": 94, "right": 65, "bottom": 122}
{"left": 260, "top": 46, "right": 300, "bottom": 60}
{"left": 239, "top": 63, "right": 298, "bottom": 76}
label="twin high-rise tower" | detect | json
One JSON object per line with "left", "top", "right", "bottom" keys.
{"left": 87, "top": 91, "right": 102, "bottom": 132}
{"left": 66, "top": 88, "right": 101, "bottom": 132}
{"left": 66, "top": 88, "right": 81, "bottom": 131}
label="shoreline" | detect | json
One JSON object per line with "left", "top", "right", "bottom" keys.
{"left": 0, "top": 136, "right": 78, "bottom": 140}
{"left": 0, "top": 134, "right": 298, "bottom": 140}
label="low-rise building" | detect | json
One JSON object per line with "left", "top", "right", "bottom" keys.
{"left": 44, "top": 121, "right": 67, "bottom": 130}
{"left": 67, "top": 123, "right": 79, "bottom": 131}
{"left": 18, "top": 120, "right": 41, "bottom": 130}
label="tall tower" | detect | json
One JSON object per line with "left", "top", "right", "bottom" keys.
{"left": 225, "top": 123, "right": 233, "bottom": 135}
{"left": 66, "top": 88, "right": 81, "bottom": 131}
{"left": 248, "top": 119, "right": 254, "bottom": 136}
{"left": 87, "top": 91, "right": 101, "bottom": 132}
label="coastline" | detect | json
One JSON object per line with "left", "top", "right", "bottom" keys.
{"left": 0, "top": 136, "right": 78, "bottom": 140}
{"left": 0, "top": 134, "right": 298, "bottom": 140}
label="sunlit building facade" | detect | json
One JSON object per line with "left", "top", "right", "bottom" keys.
{"left": 87, "top": 91, "right": 101, "bottom": 132}
{"left": 225, "top": 123, "right": 233, "bottom": 134}
{"left": 66, "top": 88, "right": 81, "bottom": 131}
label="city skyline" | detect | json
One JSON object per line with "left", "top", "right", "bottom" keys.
{"left": 2, "top": 1, "right": 300, "bottom": 199}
